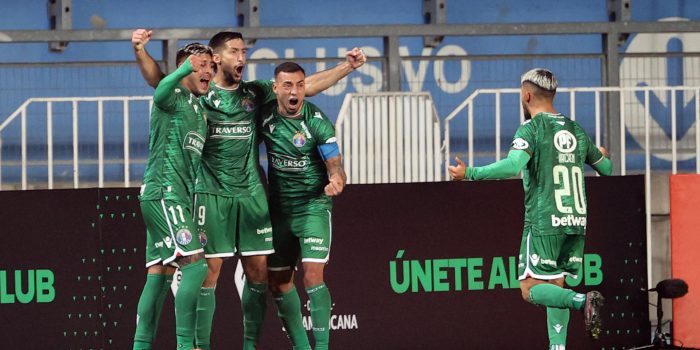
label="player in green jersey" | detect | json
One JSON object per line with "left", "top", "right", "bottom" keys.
{"left": 260, "top": 62, "right": 346, "bottom": 350}
{"left": 132, "top": 29, "right": 364, "bottom": 350}
{"left": 448, "top": 68, "right": 613, "bottom": 349}
{"left": 134, "top": 42, "right": 215, "bottom": 350}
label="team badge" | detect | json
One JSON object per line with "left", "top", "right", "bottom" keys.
{"left": 199, "top": 231, "right": 208, "bottom": 246}
{"left": 176, "top": 228, "right": 193, "bottom": 245}
{"left": 240, "top": 98, "right": 254, "bottom": 112}
{"left": 293, "top": 132, "right": 306, "bottom": 148}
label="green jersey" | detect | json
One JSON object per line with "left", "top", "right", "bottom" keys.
{"left": 259, "top": 101, "right": 336, "bottom": 210}
{"left": 512, "top": 112, "right": 605, "bottom": 236}
{"left": 194, "top": 80, "right": 276, "bottom": 197}
{"left": 140, "top": 60, "right": 207, "bottom": 202}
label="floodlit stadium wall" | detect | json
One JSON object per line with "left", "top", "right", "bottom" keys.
{"left": 0, "top": 177, "right": 647, "bottom": 348}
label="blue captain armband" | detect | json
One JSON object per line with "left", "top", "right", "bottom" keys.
{"left": 318, "top": 141, "right": 340, "bottom": 161}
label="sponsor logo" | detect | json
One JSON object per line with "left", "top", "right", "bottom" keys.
{"left": 240, "top": 97, "right": 254, "bottom": 112}
{"left": 554, "top": 324, "right": 563, "bottom": 334}
{"left": 303, "top": 237, "right": 324, "bottom": 245}
{"left": 529, "top": 253, "right": 540, "bottom": 267}
{"left": 554, "top": 130, "right": 577, "bottom": 153}
{"left": 256, "top": 227, "right": 272, "bottom": 235}
{"left": 183, "top": 131, "right": 205, "bottom": 155}
{"left": 512, "top": 137, "right": 529, "bottom": 150}
{"left": 208, "top": 122, "right": 252, "bottom": 139}
{"left": 269, "top": 123, "right": 275, "bottom": 133}
{"left": 568, "top": 256, "right": 583, "bottom": 263}
{"left": 293, "top": 132, "right": 307, "bottom": 147}
{"left": 176, "top": 229, "right": 193, "bottom": 245}
{"left": 163, "top": 236, "right": 173, "bottom": 248}
{"left": 551, "top": 214, "right": 587, "bottom": 227}
{"left": 269, "top": 152, "right": 309, "bottom": 172}
{"left": 310, "top": 246, "right": 329, "bottom": 251}
{"left": 313, "top": 111, "right": 323, "bottom": 119}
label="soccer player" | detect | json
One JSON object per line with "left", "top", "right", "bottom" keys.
{"left": 131, "top": 29, "right": 364, "bottom": 350}
{"left": 448, "top": 68, "right": 612, "bottom": 349}
{"left": 134, "top": 43, "right": 215, "bottom": 350}
{"left": 260, "top": 62, "right": 346, "bottom": 350}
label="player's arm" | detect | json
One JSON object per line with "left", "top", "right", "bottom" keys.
{"left": 152, "top": 56, "right": 195, "bottom": 109}
{"left": 319, "top": 137, "right": 345, "bottom": 196}
{"left": 449, "top": 150, "right": 531, "bottom": 181}
{"left": 589, "top": 146, "right": 613, "bottom": 176}
{"left": 304, "top": 48, "right": 366, "bottom": 97}
{"left": 132, "top": 29, "right": 166, "bottom": 88}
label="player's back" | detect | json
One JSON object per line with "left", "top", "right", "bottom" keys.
{"left": 520, "top": 112, "right": 597, "bottom": 236}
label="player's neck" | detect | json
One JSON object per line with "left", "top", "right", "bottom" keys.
{"left": 277, "top": 102, "right": 304, "bottom": 119}
{"left": 529, "top": 105, "right": 558, "bottom": 117}
{"left": 214, "top": 73, "right": 240, "bottom": 90}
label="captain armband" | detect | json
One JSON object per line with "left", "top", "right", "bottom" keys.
{"left": 318, "top": 141, "right": 340, "bottom": 161}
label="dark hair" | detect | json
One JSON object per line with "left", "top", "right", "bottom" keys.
{"left": 274, "top": 62, "right": 306, "bottom": 78}
{"left": 208, "top": 31, "right": 244, "bottom": 51}
{"left": 176, "top": 42, "right": 213, "bottom": 66}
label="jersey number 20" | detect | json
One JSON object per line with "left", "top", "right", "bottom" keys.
{"left": 553, "top": 165, "right": 586, "bottom": 215}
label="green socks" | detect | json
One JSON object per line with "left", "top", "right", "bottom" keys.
{"left": 133, "top": 274, "right": 170, "bottom": 350}
{"left": 547, "top": 307, "right": 570, "bottom": 349}
{"left": 528, "top": 283, "right": 586, "bottom": 310}
{"left": 242, "top": 281, "right": 268, "bottom": 350}
{"left": 195, "top": 287, "right": 216, "bottom": 350}
{"left": 274, "top": 287, "right": 311, "bottom": 350}
{"left": 175, "top": 261, "right": 208, "bottom": 349}
{"left": 307, "top": 283, "right": 331, "bottom": 350}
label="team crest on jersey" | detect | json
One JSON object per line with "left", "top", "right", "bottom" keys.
{"left": 198, "top": 231, "right": 208, "bottom": 247}
{"left": 512, "top": 138, "right": 529, "bottom": 150}
{"left": 293, "top": 132, "right": 306, "bottom": 147}
{"left": 176, "top": 229, "right": 193, "bottom": 246}
{"left": 554, "top": 130, "right": 577, "bottom": 153}
{"left": 240, "top": 97, "right": 254, "bottom": 112}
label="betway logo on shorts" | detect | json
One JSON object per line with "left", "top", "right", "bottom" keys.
{"left": 256, "top": 227, "right": 272, "bottom": 235}
{"left": 269, "top": 152, "right": 309, "bottom": 172}
{"left": 303, "top": 237, "right": 324, "bottom": 245}
{"left": 183, "top": 131, "right": 205, "bottom": 155}
{"left": 551, "top": 214, "right": 587, "bottom": 227}
{"left": 208, "top": 121, "right": 253, "bottom": 140}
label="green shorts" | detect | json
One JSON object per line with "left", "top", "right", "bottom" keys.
{"left": 194, "top": 192, "right": 274, "bottom": 258}
{"left": 517, "top": 229, "right": 585, "bottom": 280}
{"left": 140, "top": 199, "right": 204, "bottom": 267}
{"left": 267, "top": 206, "right": 332, "bottom": 270}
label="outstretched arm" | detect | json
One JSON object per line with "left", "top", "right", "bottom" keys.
{"left": 590, "top": 146, "right": 613, "bottom": 176}
{"left": 153, "top": 56, "right": 196, "bottom": 108}
{"left": 449, "top": 150, "right": 531, "bottom": 181}
{"left": 304, "top": 48, "right": 366, "bottom": 97}
{"left": 132, "top": 29, "right": 165, "bottom": 88}
{"left": 323, "top": 155, "right": 346, "bottom": 197}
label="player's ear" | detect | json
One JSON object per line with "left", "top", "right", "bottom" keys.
{"left": 212, "top": 53, "right": 222, "bottom": 65}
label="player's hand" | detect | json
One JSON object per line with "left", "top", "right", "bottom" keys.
{"left": 132, "top": 29, "right": 152, "bottom": 52}
{"left": 188, "top": 54, "right": 206, "bottom": 72}
{"left": 346, "top": 47, "right": 366, "bottom": 69}
{"left": 599, "top": 146, "right": 610, "bottom": 158}
{"left": 448, "top": 156, "right": 467, "bottom": 181}
{"left": 324, "top": 173, "right": 345, "bottom": 196}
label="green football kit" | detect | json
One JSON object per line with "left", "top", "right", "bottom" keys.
{"left": 194, "top": 80, "right": 276, "bottom": 258}
{"left": 259, "top": 100, "right": 337, "bottom": 268}
{"left": 139, "top": 59, "right": 207, "bottom": 267}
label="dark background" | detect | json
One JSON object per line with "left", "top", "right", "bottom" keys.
{"left": 0, "top": 176, "right": 648, "bottom": 349}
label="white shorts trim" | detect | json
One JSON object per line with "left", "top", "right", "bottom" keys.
{"left": 145, "top": 259, "right": 162, "bottom": 268}
{"left": 164, "top": 248, "right": 205, "bottom": 265}
{"left": 302, "top": 257, "right": 329, "bottom": 264}
{"left": 205, "top": 252, "right": 235, "bottom": 258}
{"left": 241, "top": 249, "right": 275, "bottom": 257}
{"left": 518, "top": 230, "right": 565, "bottom": 281}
